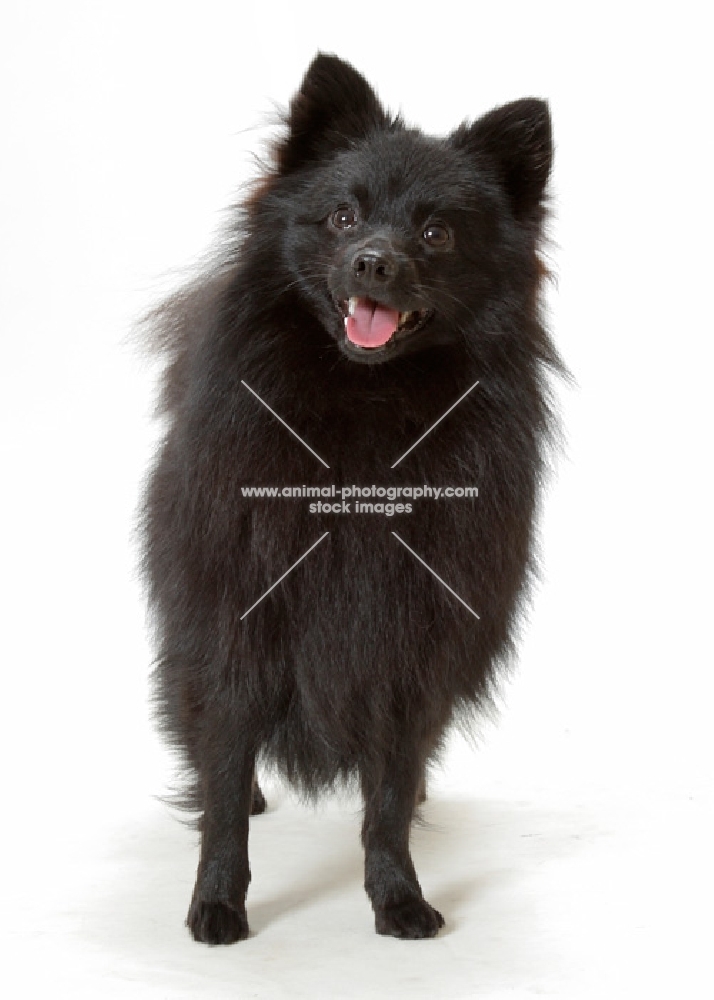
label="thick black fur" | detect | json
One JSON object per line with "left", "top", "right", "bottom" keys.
{"left": 140, "top": 54, "right": 564, "bottom": 944}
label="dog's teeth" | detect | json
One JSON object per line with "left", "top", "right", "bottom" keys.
{"left": 400, "top": 311, "right": 410, "bottom": 325}
{"left": 348, "top": 297, "right": 357, "bottom": 317}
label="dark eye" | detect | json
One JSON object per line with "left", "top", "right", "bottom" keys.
{"left": 331, "top": 206, "right": 358, "bottom": 230}
{"left": 423, "top": 223, "right": 451, "bottom": 247}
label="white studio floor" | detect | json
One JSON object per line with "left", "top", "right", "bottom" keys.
{"left": 5, "top": 769, "right": 711, "bottom": 999}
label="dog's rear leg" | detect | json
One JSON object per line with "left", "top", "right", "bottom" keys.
{"left": 361, "top": 750, "right": 444, "bottom": 939}
{"left": 251, "top": 772, "right": 267, "bottom": 815}
{"left": 415, "top": 770, "right": 427, "bottom": 805}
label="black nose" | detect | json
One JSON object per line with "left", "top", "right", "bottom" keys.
{"left": 351, "top": 249, "right": 397, "bottom": 286}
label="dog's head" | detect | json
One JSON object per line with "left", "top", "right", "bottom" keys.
{"left": 250, "top": 55, "right": 552, "bottom": 365}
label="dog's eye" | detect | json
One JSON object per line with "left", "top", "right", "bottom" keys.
{"left": 331, "top": 206, "right": 358, "bottom": 230}
{"left": 423, "top": 223, "right": 451, "bottom": 247}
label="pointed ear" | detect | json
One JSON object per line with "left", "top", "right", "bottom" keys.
{"left": 275, "top": 54, "right": 389, "bottom": 174}
{"left": 452, "top": 98, "right": 552, "bottom": 221}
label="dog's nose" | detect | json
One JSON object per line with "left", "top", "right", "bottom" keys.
{"left": 351, "top": 249, "right": 397, "bottom": 286}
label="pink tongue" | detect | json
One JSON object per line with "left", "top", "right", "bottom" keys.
{"left": 345, "top": 298, "right": 400, "bottom": 348}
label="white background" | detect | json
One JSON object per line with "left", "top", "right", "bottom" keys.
{"left": 1, "top": 2, "right": 712, "bottom": 997}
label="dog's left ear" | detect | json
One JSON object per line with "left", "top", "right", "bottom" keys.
{"left": 452, "top": 99, "right": 552, "bottom": 221}
{"left": 276, "top": 54, "right": 389, "bottom": 174}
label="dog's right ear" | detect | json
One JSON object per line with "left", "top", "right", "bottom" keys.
{"left": 275, "top": 54, "right": 389, "bottom": 174}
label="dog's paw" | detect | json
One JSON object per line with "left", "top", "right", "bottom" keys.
{"left": 374, "top": 896, "right": 444, "bottom": 939}
{"left": 187, "top": 898, "right": 249, "bottom": 945}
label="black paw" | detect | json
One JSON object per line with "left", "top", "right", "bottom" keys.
{"left": 187, "top": 898, "right": 249, "bottom": 945}
{"left": 250, "top": 780, "right": 267, "bottom": 815}
{"left": 374, "top": 896, "right": 444, "bottom": 939}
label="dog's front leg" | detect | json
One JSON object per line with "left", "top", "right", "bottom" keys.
{"left": 361, "top": 749, "right": 444, "bottom": 939}
{"left": 187, "top": 729, "right": 256, "bottom": 945}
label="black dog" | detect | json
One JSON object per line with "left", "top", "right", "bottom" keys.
{"left": 141, "top": 53, "right": 563, "bottom": 943}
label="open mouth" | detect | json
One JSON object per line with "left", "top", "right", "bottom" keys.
{"left": 339, "top": 296, "right": 430, "bottom": 351}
